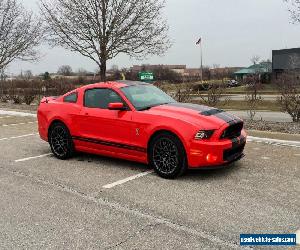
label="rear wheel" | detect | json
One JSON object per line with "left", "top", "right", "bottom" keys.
{"left": 149, "top": 132, "right": 187, "bottom": 179}
{"left": 49, "top": 122, "right": 74, "bottom": 160}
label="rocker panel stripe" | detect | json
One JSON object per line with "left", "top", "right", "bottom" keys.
{"left": 72, "top": 136, "right": 147, "bottom": 153}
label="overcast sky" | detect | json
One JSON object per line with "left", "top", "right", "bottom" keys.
{"left": 8, "top": 0, "right": 300, "bottom": 75}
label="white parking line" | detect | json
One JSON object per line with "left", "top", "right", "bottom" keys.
{"left": 1, "top": 121, "right": 37, "bottom": 127}
{"left": 103, "top": 170, "right": 154, "bottom": 189}
{"left": 15, "top": 153, "right": 53, "bottom": 163}
{"left": 248, "top": 136, "right": 300, "bottom": 148}
{"left": 0, "top": 133, "right": 38, "bottom": 141}
{"left": 0, "top": 110, "right": 36, "bottom": 117}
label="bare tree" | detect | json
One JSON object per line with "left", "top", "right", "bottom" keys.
{"left": 40, "top": 0, "right": 171, "bottom": 81}
{"left": 276, "top": 71, "right": 300, "bottom": 122}
{"left": 110, "top": 64, "right": 119, "bottom": 72}
{"left": 57, "top": 65, "right": 73, "bottom": 76}
{"left": 173, "top": 83, "right": 193, "bottom": 103}
{"left": 77, "top": 68, "right": 88, "bottom": 76}
{"left": 244, "top": 75, "right": 263, "bottom": 120}
{"left": 0, "top": 0, "right": 42, "bottom": 71}
{"left": 250, "top": 55, "right": 261, "bottom": 65}
{"left": 199, "top": 82, "right": 228, "bottom": 107}
{"left": 284, "top": 0, "right": 300, "bottom": 22}
{"left": 23, "top": 70, "right": 34, "bottom": 80}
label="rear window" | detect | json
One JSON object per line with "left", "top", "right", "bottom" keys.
{"left": 63, "top": 92, "right": 78, "bottom": 103}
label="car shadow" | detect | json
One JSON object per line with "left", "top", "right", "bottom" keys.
{"left": 73, "top": 151, "right": 243, "bottom": 180}
{"left": 183, "top": 161, "right": 242, "bottom": 181}
{"left": 74, "top": 152, "right": 151, "bottom": 172}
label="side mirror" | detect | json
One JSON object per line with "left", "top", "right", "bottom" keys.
{"left": 108, "top": 102, "right": 125, "bottom": 110}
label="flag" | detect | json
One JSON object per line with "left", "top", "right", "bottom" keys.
{"left": 196, "top": 38, "right": 202, "bottom": 45}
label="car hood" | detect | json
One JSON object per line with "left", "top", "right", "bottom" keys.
{"left": 146, "top": 103, "right": 242, "bottom": 129}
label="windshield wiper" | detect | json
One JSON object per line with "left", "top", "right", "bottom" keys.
{"left": 138, "top": 102, "right": 171, "bottom": 111}
{"left": 138, "top": 106, "right": 154, "bottom": 111}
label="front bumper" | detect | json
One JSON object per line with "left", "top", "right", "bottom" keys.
{"left": 188, "top": 132, "right": 246, "bottom": 168}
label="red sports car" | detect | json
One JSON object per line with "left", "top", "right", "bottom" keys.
{"left": 38, "top": 80, "right": 246, "bottom": 179}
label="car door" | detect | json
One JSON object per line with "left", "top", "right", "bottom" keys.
{"left": 76, "top": 87, "right": 135, "bottom": 155}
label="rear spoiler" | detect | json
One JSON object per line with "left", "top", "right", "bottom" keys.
{"left": 40, "top": 96, "right": 59, "bottom": 104}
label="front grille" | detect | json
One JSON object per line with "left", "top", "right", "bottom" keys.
{"left": 220, "top": 121, "right": 243, "bottom": 139}
{"left": 223, "top": 143, "right": 245, "bottom": 162}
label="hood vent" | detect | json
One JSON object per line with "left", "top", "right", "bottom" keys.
{"left": 200, "top": 109, "right": 224, "bottom": 116}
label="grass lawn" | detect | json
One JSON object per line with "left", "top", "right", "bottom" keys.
{"left": 159, "top": 82, "right": 283, "bottom": 95}
{"left": 223, "top": 84, "right": 280, "bottom": 95}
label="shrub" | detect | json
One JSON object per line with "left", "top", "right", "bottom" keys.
{"left": 11, "top": 95, "right": 23, "bottom": 104}
{"left": 0, "top": 94, "right": 10, "bottom": 103}
{"left": 192, "top": 83, "right": 212, "bottom": 92}
{"left": 23, "top": 94, "right": 35, "bottom": 105}
{"left": 244, "top": 75, "right": 263, "bottom": 120}
{"left": 198, "top": 82, "right": 227, "bottom": 107}
{"left": 276, "top": 71, "right": 300, "bottom": 122}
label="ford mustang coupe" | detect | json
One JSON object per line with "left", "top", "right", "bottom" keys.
{"left": 38, "top": 80, "right": 246, "bottom": 179}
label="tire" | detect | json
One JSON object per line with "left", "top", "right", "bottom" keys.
{"left": 149, "top": 132, "right": 187, "bottom": 179}
{"left": 49, "top": 122, "right": 74, "bottom": 160}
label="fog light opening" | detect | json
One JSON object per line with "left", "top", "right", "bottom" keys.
{"left": 206, "top": 154, "right": 218, "bottom": 163}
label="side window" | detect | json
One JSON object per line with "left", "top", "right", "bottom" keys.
{"left": 63, "top": 92, "right": 78, "bottom": 103}
{"left": 84, "top": 88, "right": 124, "bottom": 109}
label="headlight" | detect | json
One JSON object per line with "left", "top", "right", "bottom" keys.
{"left": 194, "top": 130, "right": 215, "bottom": 140}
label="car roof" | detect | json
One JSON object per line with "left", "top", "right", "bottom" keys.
{"left": 81, "top": 80, "right": 150, "bottom": 90}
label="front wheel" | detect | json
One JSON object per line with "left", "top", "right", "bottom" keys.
{"left": 49, "top": 122, "right": 74, "bottom": 160}
{"left": 149, "top": 132, "right": 187, "bottom": 179}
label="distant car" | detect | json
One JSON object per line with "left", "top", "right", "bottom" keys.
{"left": 227, "top": 80, "right": 239, "bottom": 88}
{"left": 37, "top": 80, "right": 246, "bottom": 179}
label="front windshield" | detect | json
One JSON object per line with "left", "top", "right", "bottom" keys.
{"left": 121, "top": 84, "right": 176, "bottom": 111}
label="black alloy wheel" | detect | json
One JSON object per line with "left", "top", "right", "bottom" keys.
{"left": 49, "top": 123, "right": 74, "bottom": 160}
{"left": 149, "top": 132, "right": 187, "bottom": 179}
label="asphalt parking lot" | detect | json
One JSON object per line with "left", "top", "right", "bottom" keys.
{"left": 0, "top": 113, "right": 299, "bottom": 249}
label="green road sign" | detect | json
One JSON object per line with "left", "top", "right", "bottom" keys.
{"left": 138, "top": 72, "right": 154, "bottom": 82}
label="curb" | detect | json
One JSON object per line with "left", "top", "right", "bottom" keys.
{"left": 247, "top": 136, "right": 300, "bottom": 148}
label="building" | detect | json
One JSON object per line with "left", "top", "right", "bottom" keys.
{"left": 130, "top": 64, "right": 187, "bottom": 75}
{"left": 130, "top": 64, "right": 245, "bottom": 81}
{"left": 210, "top": 67, "right": 243, "bottom": 79}
{"left": 234, "top": 62, "right": 272, "bottom": 80}
{"left": 272, "top": 48, "right": 300, "bottom": 76}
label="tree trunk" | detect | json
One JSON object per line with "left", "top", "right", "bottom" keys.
{"left": 100, "top": 59, "right": 107, "bottom": 82}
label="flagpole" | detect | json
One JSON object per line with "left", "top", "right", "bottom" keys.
{"left": 200, "top": 41, "right": 203, "bottom": 84}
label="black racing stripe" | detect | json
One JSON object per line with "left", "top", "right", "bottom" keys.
{"left": 231, "top": 138, "right": 240, "bottom": 148}
{"left": 216, "top": 111, "right": 242, "bottom": 124}
{"left": 215, "top": 112, "right": 235, "bottom": 123}
{"left": 167, "top": 102, "right": 243, "bottom": 125}
{"left": 72, "top": 136, "right": 146, "bottom": 153}
{"left": 231, "top": 136, "right": 246, "bottom": 149}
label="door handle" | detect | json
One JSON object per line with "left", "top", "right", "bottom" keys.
{"left": 85, "top": 112, "right": 89, "bottom": 116}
